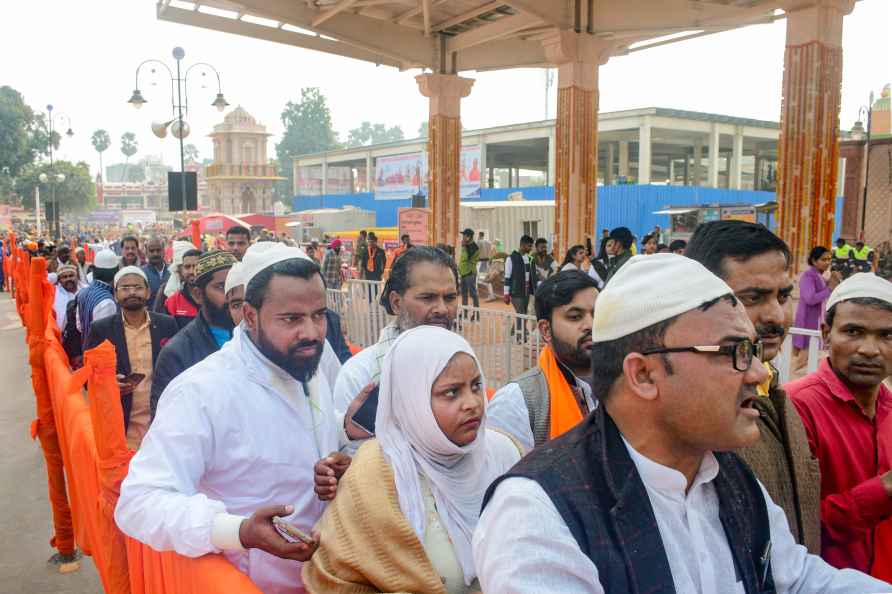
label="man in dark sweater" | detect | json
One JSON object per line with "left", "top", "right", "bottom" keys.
{"left": 150, "top": 250, "right": 236, "bottom": 418}
{"left": 475, "top": 254, "right": 888, "bottom": 592}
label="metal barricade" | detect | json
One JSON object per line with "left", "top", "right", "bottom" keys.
{"left": 327, "top": 280, "right": 542, "bottom": 387}
{"left": 775, "top": 327, "right": 822, "bottom": 385}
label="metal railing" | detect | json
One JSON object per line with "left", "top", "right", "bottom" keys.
{"left": 327, "top": 280, "right": 542, "bottom": 387}
{"left": 328, "top": 280, "right": 824, "bottom": 390}
{"left": 775, "top": 328, "right": 822, "bottom": 385}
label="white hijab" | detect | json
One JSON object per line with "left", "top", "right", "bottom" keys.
{"left": 376, "top": 325, "right": 519, "bottom": 585}
{"left": 163, "top": 240, "right": 196, "bottom": 297}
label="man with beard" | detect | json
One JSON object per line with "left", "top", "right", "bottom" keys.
{"left": 120, "top": 235, "right": 141, "bottom": 267}
{"left": 74, "top": 247, "right": 89, "bottom": 285}
{"left": 156, "top": 245, "right": 201, "bottom": 329}
{"left": 487, "top": 270, "right": 599, "bottom": 452}
{"left": 150, "top": 250, "right": 237, "bottom": 418}
{"left": 77, "top": 249, "right": 120, "bottom": 350}
{"left": 225, "top": 225, "right": 251, "bottom": 261}
{"left": 84, "top": 266, "right": 178, "bottom": 449}
{"left": 52, "top": 264, "right": 80, "bottom": 331}
{"left": 333, "top": 246, "right": 459, "bottom": 452}
{"left": 116, "top": 244, "right": 338, "bottom": 594}
{"left": 686, "top": 220, "right": 821, "bottom": 554}
{"left": 789, "top": 273, "right": 892, "bottom": 573}
{"left": 141, "top": 237, "right": 170, "bottom": 306}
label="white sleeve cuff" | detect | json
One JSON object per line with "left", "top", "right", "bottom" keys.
{"left": 211, "top": 512, "right": 247, "bottom": 551}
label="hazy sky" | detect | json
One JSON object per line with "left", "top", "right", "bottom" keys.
{"left": 2, "top": 0, "right": 889, "bottom": 177}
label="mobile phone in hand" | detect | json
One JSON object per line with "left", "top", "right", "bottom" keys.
{"left": 272, "top": 516, "right": 316, "bottom": 545}
{"left": 351, "top": 385, "right": 380, "bottom": 436}
{"left": 126, "top": 373, "right": 146, "bottom": 386}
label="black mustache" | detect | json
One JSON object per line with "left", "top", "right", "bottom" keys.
{"left": 288, "top": 341, "right": 322, "bottom": 354}
{"left": 756, "top": 323, "right": 785, "bottom": 338}
{"left": 578, "top": 331, "right": 593, "bottom": 347}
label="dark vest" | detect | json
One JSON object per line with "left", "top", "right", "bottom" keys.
{"left": 483, "top": 408, "right": 776, "bottom": 594}
{"left": 507, "top": 251, "right": 532, "bottom": 297}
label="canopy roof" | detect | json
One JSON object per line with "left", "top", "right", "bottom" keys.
{"left": 157, "top": 0, "right": 794, "bottom": 72}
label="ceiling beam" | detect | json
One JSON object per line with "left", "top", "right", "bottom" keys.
{"left": 393, "top": 0, "right": 449, "bottom": 25}
{"left": 312, "top": 0, "right": 360, "bottom": 27}
{"left": 445, "top": 12, "right": 541, "bottom": 53}
{"left": 232, "top": 0, "right": 435, "bottom": 67}
{"left": 421, "top": 0, "right": 431, "bottom": 36}
{"left": 501, "top": 0, "right": 572, "bottom": 28}
{"left": 157, "top": 4, "right": 403, "bottom": 68}
{"left": 431, "top": 1, "right": 503, "bottom": 32}
{"left": 454, "top": 36, "right": 547, "bottom": 71}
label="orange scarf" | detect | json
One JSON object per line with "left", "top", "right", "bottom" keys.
{"left": 539, "top": 345, "right": 585, "bottom": 439}
{"left": 367, "top": 247, "right": 377, "bottom": 271}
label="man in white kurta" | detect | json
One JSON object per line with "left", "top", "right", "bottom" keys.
{"left": 116, "top": 246, "right": 342, "bottom": 594}
{"left": 473, "top": 254, "right": 891, "bottom": 594}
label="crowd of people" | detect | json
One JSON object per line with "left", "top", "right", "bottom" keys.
{"left": 2, "top": 218, "right": 891, "bottom": 593}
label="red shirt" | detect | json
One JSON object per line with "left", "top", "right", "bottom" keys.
{"left": 788, "top": 358, "right": 892, "bottom": 572}
{"left": 164, "top": 290, "right": 198, "bottom": 319}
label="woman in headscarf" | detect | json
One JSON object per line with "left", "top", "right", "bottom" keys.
{"left": 302, "top": 326, "right": 521, "bottom": 594}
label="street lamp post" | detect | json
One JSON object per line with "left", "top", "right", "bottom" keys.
{"left": 37, "top": 172, "right": 65, "bottom": 238}
{"left": 851, "top": 93, "right": 875, "bottom": 239}
{"left": 46, "top": 104, "right": 74, "bottom": 240}
{"left": 127, "top": 47, "right": 229, "bottom": 225}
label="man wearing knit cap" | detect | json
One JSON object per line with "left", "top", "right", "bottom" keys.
{"left": 475, "top": 254, "right": 890, "bottom": 592}
{"left": 150, "top": 250, "right": 237, "bottom": 417}
{"left": 84, "top": 266, "right": 178, "bottom": 449}
{"left": 117, "top": 243, "right": 341, "bottom": 594}
{"left": 604, "top": 226, "right": 634, "bottom": 282}
{"left": 686, "top": 220, "right": 820, "bottom": 554}
{"left": 788, "top": 273, "right": 892, "bottom": 575}
{"left": 76, "top": 249, "right": 119, "bottom": 350}
{"left": 224, "top": 260, "right": 245, "bottom": 326}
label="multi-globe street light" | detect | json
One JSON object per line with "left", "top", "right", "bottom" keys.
{"left": 127, "top": 47, "right": 229, "bottom": 219}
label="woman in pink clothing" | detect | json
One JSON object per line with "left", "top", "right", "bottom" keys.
{"left": 793, "top": 246, "right": 840, "bottom": 366}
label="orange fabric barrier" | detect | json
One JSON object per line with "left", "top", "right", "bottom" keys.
{"left": 23, "top": 257, "right": 263, "bottom": 594}
{"left": 27, "top": 257, "right": 75, "bottom": 557}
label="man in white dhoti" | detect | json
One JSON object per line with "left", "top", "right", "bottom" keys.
{"left": 116, "top": 244, "right": 341, "bottom": 594}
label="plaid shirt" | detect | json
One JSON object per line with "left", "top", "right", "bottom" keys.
{"left": 322, "top": 249, "right": 342, "bottom": 289}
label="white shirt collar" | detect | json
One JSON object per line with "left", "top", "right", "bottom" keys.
{"left": 621, "top": 435, "right": 720, "bottom": 499}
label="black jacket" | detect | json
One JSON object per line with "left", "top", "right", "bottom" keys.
{"left": 84, "top": 310, "right": 179, "bottom": 431}
{"left": 150, "top": 312, "right": 221, "bottom": 419}
{"left": 326, "top": 309, "right": 352, "bottom": 364}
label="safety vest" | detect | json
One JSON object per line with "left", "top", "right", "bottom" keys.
{"left": 853, "top": 245, "right": 872, "bottom": 260}
{"left": 833, "top": 244, "right": 854, "bottom": 259}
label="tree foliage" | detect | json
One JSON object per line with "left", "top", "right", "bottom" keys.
{"left": 346, "top": 121, "right": 404, "bottom": 147}
{"left": 91, "top": 129, "right": 111, "bottom": 180}
{"left": 275, "top": 87, "right": 340, "bottom": 199}
{"left": 0, "top": 85, "right": 56, "bottom": 178}
{"left": 417, "top": 121, "right": 429, "bottom": 138}
{"left": 120, "top": 132, "right": 138, "bottom": 159}
{"left": 14, "top": 160, "right": 96, "bottom": 213}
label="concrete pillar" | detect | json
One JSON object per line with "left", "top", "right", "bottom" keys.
{"left": 543, "top": 31, "right": 614, "bottom": 259}
{"left": 683, "top": 155, "right": 690, "bottom": 186}
{"left": 618, "top": 141, "right": 630, "bottom": 178}
{"left": 365, "top": 153, "right": 373, "bottom": 194}
{"left": 605, "top": 142, "right": 615, "bottom": 185}
{"left": 547, "top": 128, "right": 556, "bottom": 186}
{"left": 416, "top": 73, "right": 474, "bottom": 250}
{"left": 754, "top": 153, "right": 762, "bottom": 190}
{"left": 730, "top": 127, "right": 744, "bottom": 189}
{"left": 638, "top": 118, "right": 652, "bottom": 185}
{"left": 668, "top": 158, "right": 675, "bottom": 185}
{"left": 478, "top": 138, "right": 487, "bottom": 192}
{"left": 693, "top": 143, "right": 703, "bottom": 187}
{"left": 777, "top": 0, "right": 853, "bottom": 272}
{"left": 707, "top": 124, "right": 721, "bottom": 188}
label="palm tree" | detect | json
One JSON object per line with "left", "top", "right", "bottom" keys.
{"left": 120, "top": 132, "right": 138, "bottom": 183}
{"left": 183, "top": 143, "right": 200, "bottom": 164}
{"left": 91, "top": 129, "right": 111, "bottom": 182}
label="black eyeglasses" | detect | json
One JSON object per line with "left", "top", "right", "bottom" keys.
{"left": 641, "top": 338, "right": 763, "bottom": 372}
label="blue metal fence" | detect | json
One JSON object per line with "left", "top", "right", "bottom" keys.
{"left": 293, "top": 185, "right": 845, "bottom": 244}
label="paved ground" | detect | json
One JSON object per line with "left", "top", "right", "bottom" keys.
{"left": 0, "top": 292, "right": 101, "bottom": 593}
